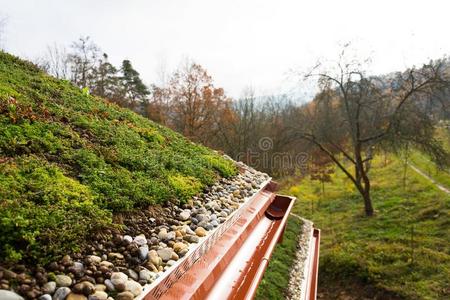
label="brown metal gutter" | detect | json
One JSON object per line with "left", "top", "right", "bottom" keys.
{"left": 142, "top": 181, "right": 319, "bottom": 300}
{"left": 305, "top": 228, "right": 320, "bottom": 300}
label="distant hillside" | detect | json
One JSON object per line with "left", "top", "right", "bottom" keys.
{"left": 0, "top": 52, "right": 236, "bottom": 264}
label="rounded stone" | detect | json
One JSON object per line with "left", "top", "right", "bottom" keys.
{"left": 149, "top": 237, "right": 159, "bottom": 245}
{"left": 166, "top": 260, "right": 176, "bottom": 267}
{"left": 72, "top": 281, "right": 95, "bottom": 296}
{"left": 99, "top": 261, "right": 113, "bottom": 268}
{"left": 42, "top": 281, "right": 56, "bottom": 294}
{"left": 133, "top": 235, "right": 147, "bottom": 246}
{"left": 157, "top": 248, "right": 173, "bottom": 262}
{"left": 196, "top": 214, "right": 209, "bottom": 223}
{"left": 88, "top": 291, "right": 108, "bottom": 300}
{"left": 183, "top": 225, "right": 195, "bottom": 235}
{"left": 116, "top": 291, "right": 134, "bottom": 300}
{"left": 66, "top": 293, "right": 88, "bottom": 300}
{"left": 148, "top": 252, "right": 161, "bottom": 267}
{"left": 178, "top": 248, "right": 189, "bottom": 257}
{"left": 87, "top": 256, "right": 101, "bottom": 264}
{"left": 0, "top": 290, "right": 24, "bottom": 300}
{"left": 94, "top": 284, "right": 106, "bottom": 292}
{"left": 55, "top": 275, "right": 72, "bottom": 287}
{"left": 144, "top": 262, "right": 158, "bottom": 273}
{"left": 171, "top": 252, "right": 179, "bottom": 261}
{"left": 179, "top": 210, "right": 191, "bottom": 221}
{"left": 53, "top": 287, "right": 71, "bottom": 300}
{"left": 166, "top": 231, "right": 176, "bottom": 241}
{"left": 38, "top": 294, "right": 52, "bottom": 300}
{"left": 2, "top": 269, "right": 17, "bottom": 280}
{"left": 138, "top": 246, "right": 149, "bottom": 260}
{"left": 114, "top": 282, "right": 126, "bottom": 292}
{"left": 127, "top": 269, "right": 139, "bottom": 282}
{"left": 103, "top": 279, "right": 115, "bottom": 292}
{"left": 123, "top": 235, "right": 133, "bottom": 245}
{"left": 138, "top": 269, "right": 155, "bottom": 282}
{"left": 61, "top": 255, "right": 73, "bottom": 267}
{"left": 195, "top": 227, "right": 207, "bottom": 237}
{"left": 183, "top": 234, "right": 199, "bottom": 243}
{"left": 72, "top": 262, "right": 85, "bottom": 274}
{"left": 158, "top": 228, "right": 167, "bottom": 240}
{"left": 110, "top": 272, "right": 128, "bottom": 288}
{"left": 173, "top": 242, "right": 188, "bottom": 254}
{"left": 108, "top": 253, "right": 124, "bottom": 260}
{"left": 125, "top": 280, "right": 142, "bottom": 296}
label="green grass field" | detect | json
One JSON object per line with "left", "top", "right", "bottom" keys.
{"left": 258, "top": 155, "right": 450, "bottom": 299}
{"left": 406, "top": 126, "right": 450, "bottom": 191}
{"left": 409, "top": 150, "right": 450, "bottom": 189}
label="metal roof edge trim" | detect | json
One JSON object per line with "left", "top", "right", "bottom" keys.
{"left": 136, "top": 176, "right": 273, "bottom": 300}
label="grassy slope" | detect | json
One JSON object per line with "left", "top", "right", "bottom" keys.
{"left": 255, "top": 216, "right": 303, "bottom": 300}
{"left": 409, "top": 151, "right": 450, "bottom": 188}
{"left": 284, "top": 156, "right": 450, "bottom": 299}
{"left": 0, "top": 52, "right": 237, "bottom": 264}
{"left": 405, "top": 126, "right": 450, "bottom": 189}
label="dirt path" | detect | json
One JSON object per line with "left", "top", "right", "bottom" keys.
{"left": 409, "top": 163, "right": 450, "bottom": 194}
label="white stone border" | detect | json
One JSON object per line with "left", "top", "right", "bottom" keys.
{"left": 287, "top": 214, "right": 313, "bottom": 300}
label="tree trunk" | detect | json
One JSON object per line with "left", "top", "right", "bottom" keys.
{"left": 362, "top": 188, "right": 374, "bottom": 216}
{"left": 355, "top": 143, "right": 374, "bottom": 217}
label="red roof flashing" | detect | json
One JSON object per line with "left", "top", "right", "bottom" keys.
{"left": 143, "top": 181, "right": 319, "bottom": 300}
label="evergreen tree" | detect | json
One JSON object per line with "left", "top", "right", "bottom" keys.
{"left": 120, "top": 59, "right": 150, "bottom": 103}
{"left": 91, "top": 53, "right": 119, "bottom": 99}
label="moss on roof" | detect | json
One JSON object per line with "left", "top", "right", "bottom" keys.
{"left": 0, "top": 51, "right": 237, "bottom": 264}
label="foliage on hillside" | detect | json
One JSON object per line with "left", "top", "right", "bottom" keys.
{"left": 0, "top": 51, "right": 237, "bottom": 264}
{"left": 285, "top": 156, "right": 450, "bottom": 299}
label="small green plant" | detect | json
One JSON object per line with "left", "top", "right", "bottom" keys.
{"left": 203, "top": 154, "right": 237, "bottom": 177}
{"left": 0, "top": 156, "right": 112, "bottom": 264}
{"left": 168, "top": 173, "right": 203, "bottom": 203}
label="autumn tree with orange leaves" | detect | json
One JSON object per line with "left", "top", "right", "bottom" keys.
{"left": 148, "top": 62, "right": 235, "bottom": 147}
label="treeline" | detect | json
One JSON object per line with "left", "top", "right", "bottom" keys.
{"left": 36, "top": 37, "right": 149, "bottom": 113}
{"left": 36, "top": 37, "right": 307, "bottom": 176}
{"left": 36, "top": 38, "right": 450, "bottom": 215}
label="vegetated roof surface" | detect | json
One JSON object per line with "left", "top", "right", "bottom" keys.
{"left": 0, "top": 51, "right": 237, "bottom": 264}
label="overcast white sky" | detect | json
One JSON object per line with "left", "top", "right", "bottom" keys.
{"left": 1, "top": 0, "right": 450, "bottom": 98}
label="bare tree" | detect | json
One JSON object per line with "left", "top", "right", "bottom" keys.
{"left": 68, "top": 36, "right": 100, "bottom": 89}
{"left": 155, "top": 54, "right": 170, "bottom": 87}
{"left": 293, "top": 51, "right": 450, "bottom": 216}
{"left": 227, "top": 87, "right": 259, "bottom": 156}
{"left": 37, "top": 43, "right": 70, "bottom": 79}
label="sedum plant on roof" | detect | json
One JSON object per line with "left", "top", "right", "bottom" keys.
{"left": 0, "top": 51, "right": 237, "bottom": 264}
